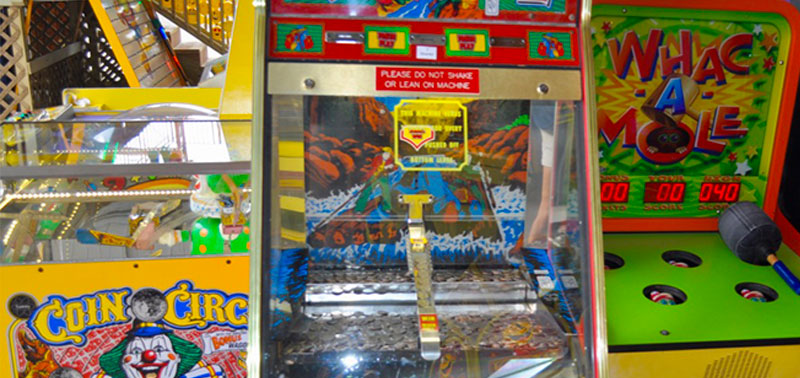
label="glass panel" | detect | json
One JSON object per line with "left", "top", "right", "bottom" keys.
{"left": 267, "top": 95, "right": 588, "bottom": 376}
{"left": 0, "top": 120, "right": 252, "bottom": 264}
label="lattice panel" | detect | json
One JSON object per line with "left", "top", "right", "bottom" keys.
{"left": 0, "top": 6, "right": 32, "bottom": 119}
{"left": 80, "top": 6, "right": 126, "bottom": 87}
{"left": 27, "top": 1, "right": 81, "bottom": 60}
{"left": 29, "top": 52, "right": 82, "bottom": 108}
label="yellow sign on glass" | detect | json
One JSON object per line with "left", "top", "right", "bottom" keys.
{"left": 394, "top": 99, "right": 469, "bottom": 172}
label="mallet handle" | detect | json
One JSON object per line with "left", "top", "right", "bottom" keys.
{"left": 768, "top": 254, "right": 800, "bottom": 295}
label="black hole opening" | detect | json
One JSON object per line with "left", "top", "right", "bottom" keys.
{"left": 37, "top": 267, "right": 43, "bottom": 273}
{"left": 644, "top": 284, "right": 687, "bottom": 305}
{"left": 605, "top": 253, "right": 625, "bottom": 270}
{"left": 735, "top": 282, "right": 778, "bottom": 302}
{"left": 662, "top": 250, "right": 702, "bottom": 268}
{"left": 226, "top": 259, "right": 232, "bottom": 264}
{"left": 133, "top": 264, "right": 139, "bottom": 269}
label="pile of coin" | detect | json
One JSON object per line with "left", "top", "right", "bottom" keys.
{"left": 282, "top": 311, "right": 564, "bottom": 357}
{"left": 308, "top": 268, "right": 524, "bottom": 284}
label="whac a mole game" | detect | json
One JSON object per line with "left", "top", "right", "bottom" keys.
{"left": 256, "top": 0, "right": 606, "bottom": 376}
{"left": 592, "top": 0, "right": 800, "bottom": 376}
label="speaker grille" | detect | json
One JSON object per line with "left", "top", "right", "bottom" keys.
{"left": 704, "top": 350, "right": 771, "bottom": 378}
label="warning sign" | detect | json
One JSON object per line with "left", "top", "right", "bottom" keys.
{"left": 394, "top": 100, "right": 468, "bottom": 172}
{"left": 376, "top": 67, "right": 480, "bottom": 94}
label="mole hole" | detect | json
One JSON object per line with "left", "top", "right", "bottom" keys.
{"left": 662, "top": 250, "right": 702, "bottom": 268}
{"left": 735, "top": 282, "right": 778, "bottom": 302}
{"left": 643, "top": 284, "right": 687, "bottom": 305}
{"left": 604, "top": 253, "right": 625, "bottom": 270}
{"left": 226, "top": 259, "right": 231, "bottom": 265}
{"left": 133, "top": 264, "right": 139, "bottom": 269}
{"left": 37, "top": 267, "right": 44, "bottom": 273}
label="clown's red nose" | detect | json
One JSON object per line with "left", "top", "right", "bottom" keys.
{"left": 142, "top": 350, "right": 157, "bottom": 363}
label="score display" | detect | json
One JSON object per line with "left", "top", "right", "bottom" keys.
{"left": 599, "top": 181, "right": 743, "bottom": 205}
{"left": 699, "top": 182, "right": 740, "bottom": 203}
{"left": 600, "top": 182, "right": 630, "bottom": 203}
{"left": 643, "top": 182, "right": 686, "bottom": 203}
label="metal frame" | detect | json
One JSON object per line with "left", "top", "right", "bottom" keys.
{"left": 0, "top": 161, "right": 250, "bottom": 180}
{"left": 580, "top": 0, "right": 608, "bottom": 376}
{"left": 267, "top": 62, "right": 583, "bottom": 100}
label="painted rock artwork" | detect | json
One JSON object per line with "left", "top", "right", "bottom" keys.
{"left": 304, "top": 97, "right": 533, "bottom": 266}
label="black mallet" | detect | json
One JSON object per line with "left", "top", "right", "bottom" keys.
{"left": 719, "top": 201, "right": 800, "bottom": 295}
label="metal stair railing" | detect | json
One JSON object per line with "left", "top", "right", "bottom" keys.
{"left": 149, "top": 0, "right": 233, "bottom": 53}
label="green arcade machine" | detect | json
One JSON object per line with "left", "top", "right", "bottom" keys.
{"left": 591, "top": 0, "right": 800, "bottom": 376}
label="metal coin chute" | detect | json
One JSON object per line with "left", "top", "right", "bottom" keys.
{"left": 399, "top": 193, "right": 440, "bottom": 361}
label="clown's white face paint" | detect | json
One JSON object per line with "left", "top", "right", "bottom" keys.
{"left": 121, "top": 334, "right": 181, "bottom": 378}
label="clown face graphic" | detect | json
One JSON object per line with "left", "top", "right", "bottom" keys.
{"left": 97, "top": 289, "right": 205, "bottom": 378}
{"left": 122, "top": 334, "right": 181, "bottom": 378}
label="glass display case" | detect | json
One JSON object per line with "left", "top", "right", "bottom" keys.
{"left": 260, "top": 94, "right": 597, "bottom": 377}
{"left": 1, "top": 114, "right": 251, "bottom": 263}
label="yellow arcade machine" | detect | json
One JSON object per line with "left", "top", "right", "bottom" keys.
{"left": 0, "top": 1, "right": 259, "bottom": 377}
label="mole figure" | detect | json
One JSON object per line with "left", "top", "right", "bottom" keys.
{"left": 645, "top": 125, "right": 691, "bottom": 154}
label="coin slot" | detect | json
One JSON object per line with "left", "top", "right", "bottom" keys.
{"left": 604, "top": 253, "right": 624, "bottom": 270}
{"left": 643, "top": 284, "right": 686, "bottom": 305}
{"left": 662, "top": 250, "right": 702, "bottom": 268}
{"left": 735, "top": 282, "right": 778, "bottom": 302}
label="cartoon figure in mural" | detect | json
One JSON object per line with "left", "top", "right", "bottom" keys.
{"left": 638, "top": 73, "right": 698, "bottom": 162}
{"left": 17, "top": 330, "right": 59, "bottom": 378}
{"left": 17, "top": 329, "right": 88, "bottom": 378}
{"left": 644, "top": 125, "right": 691, "bottom": 154}
{"left": 91, "top": 289, "right": 225, "bottom": 378}
{"left": 537, "top": 34, "right": 565, "bottom": 58}
{"left": 355, "top": 147, "right": 396, "bottom": 214}
{"left": 285, "top": 27, "right": 314, "bottom": 51}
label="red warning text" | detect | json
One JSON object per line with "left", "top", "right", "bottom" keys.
{"left": 376, "top": 67, "right": 480, "bottom": 94}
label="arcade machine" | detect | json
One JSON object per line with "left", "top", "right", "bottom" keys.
{"left": 0, "top": 0, "right": 260, "bottom": 375}
{"left": 590, "top": 0, "right": 800, "bottom": 376}
{"left": 252, "top": 0, "right": 607, "bottom": 377}
{"left": 0, "top": 108, "right": 253, "bottom": 378}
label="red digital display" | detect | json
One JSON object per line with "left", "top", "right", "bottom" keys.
{"left": 644, "top": 182, "right": 686, "bottom": 203}
{"left": 600, "top": 182, "right": 630, "bottom": 203}
{"left": 699, "top": 182, "right": 740, "bottom": 203}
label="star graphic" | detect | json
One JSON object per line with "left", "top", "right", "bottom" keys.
{"left": 761, "top": 32, "right": 779, "bottom": 53}
{"left": 739, "top": 186, "right": 758, "bottom": 202}
{"left": 602, "top": 21, "right": 612, "bottom": 33}
{"left": 728, "top": 152, "right": 738, "bottom": 162}
{"left": 745, "top": 146, "right": 758, "bottom": 159}
{"left": 735, "top": 160, "right": 752, "bottom": 176}
{"left": 595, "top": 32, "right": 608, "bottom": 48}
{"left": 753, "top": 24, "right": 763, "bottom": 35}
{"left": 599, "top": 150, "right": 604, "bottom": 159}
{"left": 763, "top": 56, "right": 776, "bottom": 72}
{"left": 591, "top": 26, "right": 596, "bottom": 34}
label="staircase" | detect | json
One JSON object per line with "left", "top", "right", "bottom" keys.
{"left": 165, "top": 25, "right": 209, "bottom": 85}
{"left": 150, "top": 0, "right": 234, "bottom": 54}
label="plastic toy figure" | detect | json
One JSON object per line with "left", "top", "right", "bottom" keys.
{"left": 160, "top": 173, "right": 250, "bottom": 254}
